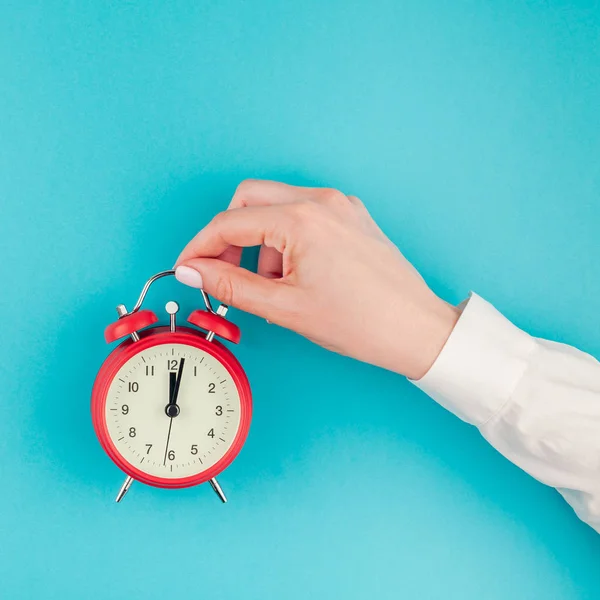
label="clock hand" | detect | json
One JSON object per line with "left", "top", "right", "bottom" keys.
{"left": 163, "top": 358, "right": 186, "bottom": 464}
{"left": 173, "top": 358, "right": 185, "bottom": 403}
{"left": 169, "top": 371, "right": 176, "bottom": 401}
{"left": 165, "top": 358, "right": 185, "bottom": 417}
{"left": 162, "top": 417, "right": 174, "bottom": 466}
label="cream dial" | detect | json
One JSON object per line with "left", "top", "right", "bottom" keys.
{"left": 105, "top": 343, "right": 241, "bottom": 479}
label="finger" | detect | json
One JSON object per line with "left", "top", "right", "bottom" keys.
{"left": 347, "top": 194, "right": 364, "bottom": 207}
{"left": 228, "top": 179, "right": 312, "bottom": 209}
{"left": 230, "top": 179, "right": 352, "bottom": 209}
{"left": 216, "top": 245, "right": 243, "bottom": 267}
{"left": 227, "top": 180, "right": 303, "bottom": 275}
{"left": 257, "top": 245, "right": 283, "bottom": 279}
{"left": 175, "top": 259, "right": 291, "bottom": 320}
{"left": 176, "top": 184, "right": 297, "bottom": 267}
{"left": 175, "top": 205, "right": 291, "bottom": 266}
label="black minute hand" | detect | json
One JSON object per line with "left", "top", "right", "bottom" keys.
{"left": 165, "top": 358, "right": 185, "bottom": 418}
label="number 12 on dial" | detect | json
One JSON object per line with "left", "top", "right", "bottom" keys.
{"left": 91, "top": 271, "right": 252, "bottom": 504}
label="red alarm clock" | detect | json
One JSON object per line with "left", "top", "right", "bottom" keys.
{"left": 91, "top": 270, "right": 252, "bottom": 503}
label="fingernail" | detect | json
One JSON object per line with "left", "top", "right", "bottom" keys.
{"left": 175, "top": 265, "right": 204, "bottom": 289}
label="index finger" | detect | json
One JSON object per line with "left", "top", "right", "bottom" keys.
{"left": 228, "top": 179, "right": 317, "bottom": 209}
{"left": 175, "top": 205, "right": 294, "bottom": 266}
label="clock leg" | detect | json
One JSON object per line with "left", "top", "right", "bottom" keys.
{"left": 115, "top": 476, "right": 134, "bottom": 503}
{"left": 209, "top": 478, "right": 228, "bottom": 503}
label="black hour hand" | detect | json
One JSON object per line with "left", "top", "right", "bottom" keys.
{"left": 165, "top": 358, "right": 185, "bottom": 417}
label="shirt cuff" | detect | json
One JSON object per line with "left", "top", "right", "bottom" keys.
{"left": 410, "top": 293, "right": 537, "bottom": 427}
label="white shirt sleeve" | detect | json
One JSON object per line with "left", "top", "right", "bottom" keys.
{"left": 411, "top": 293, "right": 600, "bottom": 534}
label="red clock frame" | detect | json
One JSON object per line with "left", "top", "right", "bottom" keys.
{"left": 91, "top": 326, "right": 252, "bottom": 489}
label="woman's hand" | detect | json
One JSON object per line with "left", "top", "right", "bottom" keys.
{"left": 175, "top": 180, "right": 459, "bottom": 380}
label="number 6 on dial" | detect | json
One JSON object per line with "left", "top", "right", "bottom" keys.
{"left": 91, "top": 270, "right": 252, "bottom": 504}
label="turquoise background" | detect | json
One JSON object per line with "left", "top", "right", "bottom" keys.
{"left": 1, "top": 1, "right": 599, "bottom": 598}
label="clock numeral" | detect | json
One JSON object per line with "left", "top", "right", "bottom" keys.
{"left": 207, "top": 428, "right": 215, "bottom": 438}
{"left": 145, "top": 365, "right": 155, "bottom": 376}
{"left": 167, "top": 359, "right": 178, "bottom": 371}
{"left": 191, "top": 444, "right": 198, "bottom": 455}
{"left": 215, "top": 405, "right": 223, "bottom": 416}
{"left": 145, "top": 444, "right": 152, "bottom": 454}
{"left": 168, "top": 450, "right": 175, "bottom": 461}
{"left": 121, "top": 404, "right": 129, "bottom": 415}
{"left": 128, "top": 382, "right": 139, "bottom": 393}
{"left": 208, "top": 383, "right": 216, "bottom": 394}
{"left": 129, "top": 427, "right": 136, "bottom": 438}
{"left": 194, "top": 366, "right": 197, "bottom": 376}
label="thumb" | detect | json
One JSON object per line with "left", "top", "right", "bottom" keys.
{"left": 175, "top": 259, "right": 288, "bottom": 320}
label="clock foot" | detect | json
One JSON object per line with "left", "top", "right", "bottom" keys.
{"left": 209, "top": 478, "right": 227, "bottom": 503}
{"left": 115, "top": 476, "right": 134, "bottom": 503}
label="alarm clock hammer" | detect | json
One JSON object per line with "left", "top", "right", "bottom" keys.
{"left": 91, "top": 270, "right": 252, "bottom": 504}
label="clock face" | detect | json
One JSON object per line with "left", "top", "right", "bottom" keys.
{"left": 104, "top": 342, "right": 242, "bottom": 479}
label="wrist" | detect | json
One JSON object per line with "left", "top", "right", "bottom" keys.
{"left": 405, "top": 297, "right": 460, "bottom": 381}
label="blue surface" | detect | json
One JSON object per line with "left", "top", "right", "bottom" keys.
{"left": 1, "top": 1, "right": 599, "bottom": 598}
